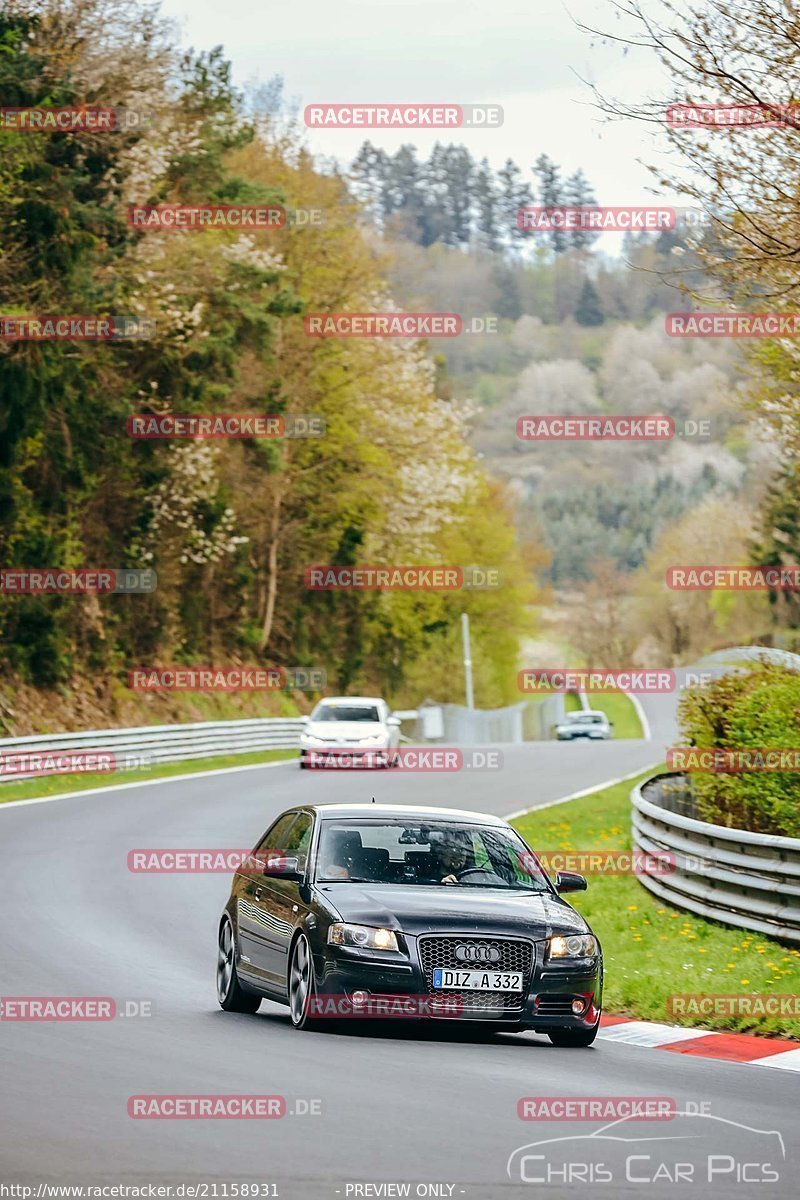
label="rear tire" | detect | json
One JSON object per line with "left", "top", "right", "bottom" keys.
{"left": 217, "top": 916, "right": 261, "bottom": 1013}
{"left": 547, "top": 1023, "right": 599, "bottom": 1047}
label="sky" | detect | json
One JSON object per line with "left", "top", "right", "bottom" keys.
{"left": 158, "top": 0, "right": 681, "bottom": 207}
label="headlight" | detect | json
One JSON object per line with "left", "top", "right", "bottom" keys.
{"left": 359, "top": 733, "right": 387, "bottom": 744}
{"left": 547, "top": 934, "right": 597, "bottom": 959}
{"left": 328, "top": 923, "right": 398, "bottom": 951}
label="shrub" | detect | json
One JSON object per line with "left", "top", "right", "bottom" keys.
{"left": 677, "top": 664, "right": 800, "bottom": 836}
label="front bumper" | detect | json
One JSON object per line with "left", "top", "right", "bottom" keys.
{"left": 301, "top": 746, "right": 392, "bottom": 767}
{"left": 314, "top": 936, "right": 602, "bottom": 1029}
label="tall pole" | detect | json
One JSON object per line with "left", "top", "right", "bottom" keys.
{"left": 461, "top": 612, "right": 474, "bottom": 709}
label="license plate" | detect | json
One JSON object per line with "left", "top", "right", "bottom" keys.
{"left": 432, "top": 968, "right": 524, "bottom": 991}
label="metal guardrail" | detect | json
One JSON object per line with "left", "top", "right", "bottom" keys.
{"left": 631, "top": 772, "right": 800, "bottom": 944}
{"left": 0, "top": 718, "right": 305, "bottom": 781}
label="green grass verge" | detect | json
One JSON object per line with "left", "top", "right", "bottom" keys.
{"left": 0, "top": 748, "right": 296, "bottom": 805}
{"left": 585, "top": 689, "right": 643, "bottom": 739}
{"left": 511, "top": 770, "right": 800, "bottom": 1039}
{"left": 564, "top": 691, "right": 582, "bottom": 713}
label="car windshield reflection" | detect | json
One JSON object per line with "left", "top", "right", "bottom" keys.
{"left": 316, "top": 821, "right": 550, "bottom": 890}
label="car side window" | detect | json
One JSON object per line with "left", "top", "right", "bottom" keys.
{"left": 284, "top": 813, "right": 313, "bottom": 870}
{"left": 255, "top": 813, "right": 297, "bottom": 855}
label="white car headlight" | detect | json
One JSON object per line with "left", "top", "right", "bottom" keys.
{"left": 328, "top": 923, "right": 398, "bottom": 951}
{"left": 547, "top": 934, "right": 597, "bottom": 959}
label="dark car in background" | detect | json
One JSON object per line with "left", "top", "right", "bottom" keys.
{"left": 216, "top": 803, "right": 603, "bottom": 1045}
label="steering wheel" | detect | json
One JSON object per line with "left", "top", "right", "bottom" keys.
{"left": 454, "top": 866, "right": 499, "bottom": 882}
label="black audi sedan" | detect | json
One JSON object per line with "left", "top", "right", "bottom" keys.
{"left": 216, "top": 803, "right": 603, "bottom": 1045}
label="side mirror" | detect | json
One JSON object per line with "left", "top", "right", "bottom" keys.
{"left": 555, "top": 870, "right": 587, "bottom": 894}
{"left": 386, "top": 716, "right": 402, "bottom": 727}
{"left": 300, "top": 715, "right": 311, "bottom": 727}
{"left": 264, "top": 855, "right": 302, "bottom": 881}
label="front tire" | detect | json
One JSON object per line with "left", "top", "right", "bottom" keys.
{"left": 288, "top": 933, "right": 327, "bottom": 1031}
{"left": 547, "top": 1023, "right": 599, "bottom": 1047}
{"left": 217, "top": 916, "right": 261, "bottom": 1013}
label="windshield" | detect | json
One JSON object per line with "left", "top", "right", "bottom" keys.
{"left": 316, "top": 821, "right": 551, "bottom": 889}
{"left": 570, "top": 713, "right": 605, "bottom": 724}
{"left": 312, "top": 704, "right": 380, "bottom": 723}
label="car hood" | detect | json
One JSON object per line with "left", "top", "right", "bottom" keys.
{"left": 306, "top": 720, "right": 386, "bottom": 739}
{"left": 315, "top": 883, "right": 589, "bottom": 939}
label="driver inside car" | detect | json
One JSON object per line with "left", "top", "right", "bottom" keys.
{"left": 427, "top": 829, "right": 472, "bottom": 884}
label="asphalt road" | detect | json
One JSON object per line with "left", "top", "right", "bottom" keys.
{"left": 1, "top": 676, "right": 797, "bottom": 1198}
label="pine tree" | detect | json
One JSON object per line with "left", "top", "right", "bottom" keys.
{"left": 498, "top": 158, "right": 533, "bottom": 250}
{"left": 564, "top": 168, "right": 600, "bottom": 251}
{"left": 350, "top": 141, "right": 390, "bottom": 223}
{"left": 474, "top": 157, "right": 501, "bottom": 252}
{"left": 533, "top": 154, "right": 567, "bottom": 253}
{"left": 574, "top": 277, "right": 605, "bottom": 325}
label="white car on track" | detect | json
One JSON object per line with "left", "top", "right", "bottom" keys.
{"left": 299, "top": 696, "right": 402, "bottom": 768}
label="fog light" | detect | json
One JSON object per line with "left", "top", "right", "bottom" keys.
{"left": 351, "top": 990, "right": 370, "bottom": 1007}
{"left": 572, "top": 997, "right": 588, "bottom": 1015}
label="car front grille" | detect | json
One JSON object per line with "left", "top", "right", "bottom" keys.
{"left": 417, "top": 935, "right": 534, "bottom": 1013}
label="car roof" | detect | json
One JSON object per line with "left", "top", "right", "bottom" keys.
{"left": 297, "top": 803, "right": 507, "bottom": 826}
{"left": 567, "top": 710, "right": 606, "bottom": 717}
{"left": 314, "top": 696, "right": 385, "bottom": 705}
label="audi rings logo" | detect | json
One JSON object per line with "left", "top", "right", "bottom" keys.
{"left": 454, "top": 943, "right": 500, "bottom": 963}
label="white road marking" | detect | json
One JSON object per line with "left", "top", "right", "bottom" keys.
{"left": 0, "top": 757, "right": 295, "bottom": 810}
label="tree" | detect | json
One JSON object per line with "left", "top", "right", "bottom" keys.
{"left": 473, "top": 157, "right": 502, "bottom": 252}
{"left": 533, "top": 154, "right": 566, "bottom": 253}
{"left": 564, "top": 168, "right": 600, "bottom": 252}
{"left": 497, "top": 158, "right": 534, "bottom": 250}
{"left": 574, "top": 277, "right": 605, "bottom": 326}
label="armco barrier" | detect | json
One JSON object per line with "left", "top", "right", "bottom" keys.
{"left": 0, "top": 718, "right": 305, "bottom": 781}
{"left": 631, "top": 772, "right": 800, "bottom": 943}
